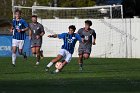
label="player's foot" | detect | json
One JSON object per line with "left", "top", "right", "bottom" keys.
{"left": 12, "top": 64, "right": 15, "bottom": 67}
{"left": 36, "top": 62, "right": 40, "bottom": 65}
{"left": 45, "top": 67, "right": 49, "bottom": 72}
{"left": 79, "top": 67, "right": 83, "bottom": 71}
{"left": 51, "top": 70, "right": 59, "bottom": 74}
{"left": 23, "top": 52, "right": 27, "bottom": 60}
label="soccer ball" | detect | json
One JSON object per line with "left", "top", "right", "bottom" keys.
{"left": 55, "top": 62, "right": 63, "bottom": 69}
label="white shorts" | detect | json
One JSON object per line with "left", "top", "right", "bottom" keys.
{"left": 12, "top": 39, "right": 24, "bottom": 49}
{"left": 58, "top": 49, "right": 72, "bottom": 63}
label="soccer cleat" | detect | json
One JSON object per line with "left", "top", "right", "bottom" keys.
{"left": 23, "top": 52, "right": 27, "bottom": 60}
{"left": 12, "top": 64, "right": 16, "bottom": 67}
{"left": 79, "top": 67, "right": 83, "bottom": 71}
{"left": 51, "top": 70, "right": 59, "bottom": 74}
{"left": 45, "top": 67, "right": 49, "bottom": 72}
{"left": 36, "top": 62, "right": 40, "bottom": 65}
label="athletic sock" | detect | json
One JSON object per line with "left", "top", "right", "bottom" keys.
{"left": 55, "top": 69, "right": 60, "bottom": 73}
{"left": 47, "top": 62, "right": 54, "bottom": 68}
{"left": 79, "top": 63, "right": 83, "bottom": 68}
{"left": 12, "top": 53, "right": 16, "bottom": 65}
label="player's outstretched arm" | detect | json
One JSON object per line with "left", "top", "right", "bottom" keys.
{"left": 48, "top": 34, "right": 58, "bottom": 38}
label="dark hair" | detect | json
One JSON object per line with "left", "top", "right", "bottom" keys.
{"left": 69, "top": 25, "right": 76, "bottom": 31}
{"left": 32, "top": 15, "right": 38, "bottom": 18}
{"left": 85, "top": 20, "right": 92, "bottom": 26}
{"left": 14, "top": 9, "right": 22, "bottom": 14}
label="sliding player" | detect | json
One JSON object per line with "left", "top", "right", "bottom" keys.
{"left": 29, "top": 15, "right": 45, "bottom": 65}
{"left": 10, "top": 10, "right": 28, "bottom": 67}
{"left": 77, "top": 20, "right": 96, "bottom": 70}
{"left": 45, "top": 25, "right": 82, "bottom": 73}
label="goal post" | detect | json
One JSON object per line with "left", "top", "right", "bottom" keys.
{"left": 13, "top": 5, "right": 123, "bottom": 19}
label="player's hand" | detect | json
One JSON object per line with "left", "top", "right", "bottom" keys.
{"left": 17, "top": 29, "right": 21, "bottom": 33}
{"left": 36, "top": 35, "right": 40, "bottom": 39}
{"left": 92, "top": 42, "right": 96, "bottom": 45}
{"left": 81, "top": 38, "right": 85, "bottom": 43}
{"left": 9, "top": 29, "right": 13, "bottom": 32}
{"left": 48, "top": 35, "right": 52, "bottom": 37}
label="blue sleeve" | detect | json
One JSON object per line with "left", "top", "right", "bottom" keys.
{"left": 58, "top": 33, "right": 65, "bottom": 39}
{"left": 22, "top": 20, "right": 28, "bottom": 28}
{"left": 75, "top": 34, "right": 82, "bottom": 42}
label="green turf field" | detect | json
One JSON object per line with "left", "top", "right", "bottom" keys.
{"left": 0, "top": 57, "right": 140, "bottom": 93}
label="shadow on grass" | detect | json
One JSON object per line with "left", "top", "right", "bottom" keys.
{"left": 0, "top": 78, "right": 140, "bottom": 93}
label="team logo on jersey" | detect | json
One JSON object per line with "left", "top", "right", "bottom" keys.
{"left": 18, "top": 23, "right": 21, "bottom": 26}
{"left": 33, "top": 30, "right": 36, "bottom": 33}
{"left": 37, "top": 27, "right": 39, "bottom": 30}
{"left": 72, "top": 37, "right": 76, "bottom": 39}
{"left": 85, "top": 36, "right": 89, "bottom": 40}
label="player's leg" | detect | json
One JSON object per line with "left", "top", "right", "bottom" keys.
{"left": 83, "top": 53, "right": 90, "bottom": 59}
{"left": 45, "top": 49, "right": 65, "bottom": 71}
{"left": 31, "top": 47, "right": 36, "bottom": 56}
{"left": 45, "top": 54, "right": 63, "bottom": 71}
{"left": 79, "top": 48, "right": 91, "bottom": 70}
{"left": 34, "top": 39, "right": 43, "bottom": 65}
{"left": 35, "top": 46, "right": 41, "bottom": 65}
{"left": 40, "top": 49, "right": 44, "bottom": 59}
{"left": 18, "top": 40, "right": 27, "bottom": 59}
{"left": 12, "top": 39, "right": 17, "bottom": 66}
{"left": 31, "top": 40, "right": 36, "bottom": 56}
{"left": 78, "top": 48, "right": 84, "bottom": 70}
{"left": 53, "top": 50, "right": 72, "bottom": 73}
{"left": 78, "top": 54, "right": 83, "bottom": 70}
{"left": 83, "top": 47, "right": 91, "bottom": 59}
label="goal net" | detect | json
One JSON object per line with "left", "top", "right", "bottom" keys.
{"left": 13, "top": 5, "right": 130, "bottom": 58}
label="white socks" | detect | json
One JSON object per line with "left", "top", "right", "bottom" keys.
{"left": 55, "top": 69, "right": 60, "bottom": 73}
{"left": 12, "top": 53, "right": 16, "bottom": 65}
{"left": 47, "top": 62, "right": 53, "bottom": 68}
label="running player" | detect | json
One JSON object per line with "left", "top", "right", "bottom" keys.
{"left": 29, "top": 15, "right": 45, "bottom": 65}
{"left": 77, "top": 20, "right": 96, "bottom": 70}
{"left": 10, "top": 10, "right": 29, "bottom": 67}
{"left": 45, "top": 25, "right": 82, "bottom": 73}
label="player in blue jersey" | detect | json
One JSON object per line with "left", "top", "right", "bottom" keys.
{"left": 10, "top": 10, "right": 29, "bottom": 67}
{"left": 45, "top": 25, "right": 83, "bottom": 73}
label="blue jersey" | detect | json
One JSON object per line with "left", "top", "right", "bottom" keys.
{"left": 12, "top": 18, "right": 28, "bottom": 40}
{"left": 58, "top": 33, "right": 82, "bottom": 54}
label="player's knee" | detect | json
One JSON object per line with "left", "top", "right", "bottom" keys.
{"left": 79, "top": 54, "right": 83, "bottom": 59}
{"left": 83, "top": 54, "right": 89, "bottom": 59}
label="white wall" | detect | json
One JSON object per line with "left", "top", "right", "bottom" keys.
{"left": 38, "top": 18, "right": 140, "bottom": 58}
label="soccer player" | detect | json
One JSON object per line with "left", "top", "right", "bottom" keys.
{"left": 77, "top": 20, "right": 96, "bottom": 70}
{"left": 10, "top": 10, "right": 29, "bottom": 67}
{"left": 29, "top": 15, "right": 45, "bottom": 65}
{"left": 45, "top": 25, "right": 82, "bottom": 73}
